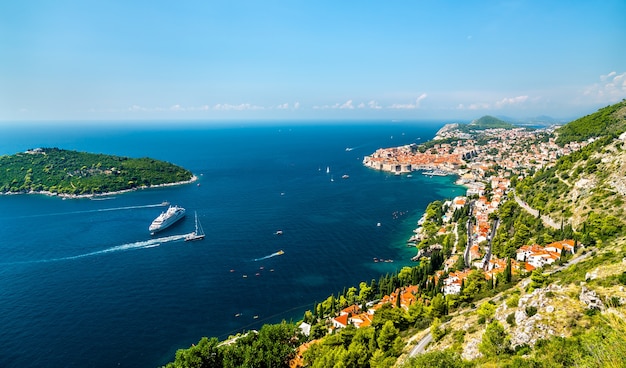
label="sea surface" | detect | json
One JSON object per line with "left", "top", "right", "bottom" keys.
{"left": 0, "top": 121, "right": 465, "bottom": 367}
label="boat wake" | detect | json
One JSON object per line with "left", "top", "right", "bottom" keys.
{"left": 7, "top": 234, "right": 187, "bottom": 265}
{"left": 253, "top": 250, "right": 284, "bottom": 262}
{"left": 13, "top": 202, "right": 169, "bottom": 219}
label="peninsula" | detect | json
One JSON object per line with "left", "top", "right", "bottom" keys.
{"left": 0, "top": 148, "right": 194, "bottom": 198}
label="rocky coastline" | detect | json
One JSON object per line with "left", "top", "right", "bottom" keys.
{"left": 2, "top": 175, "right": 198, "bottom": 199}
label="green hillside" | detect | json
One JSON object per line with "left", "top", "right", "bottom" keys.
{"left": 555, "top": 99, "right": 626, "bottom": 145}
{"left": 468, "top": 115, "right": 515, "bottom": 130}
{"left": 0, "top": 148, "right": 193, "bottom": 196}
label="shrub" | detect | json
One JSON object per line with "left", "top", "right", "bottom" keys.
{"left": 507, "top": 294, "right": 520, "bottom": 308}
{"left": 525, "top": 306, "right": 538, "bottom": 317}
{"left": 506, "top": 313, "right": 516, "bottom": 326}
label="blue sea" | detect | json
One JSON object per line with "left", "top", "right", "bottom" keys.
{"left": 0, "top": 121, "right": 465, "bottom": 367}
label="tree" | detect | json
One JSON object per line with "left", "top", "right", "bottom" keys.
{"left": 358, "top": 281, "right": 373, "bottom": 304}
{"left": 529, "top": 270, "right": 546, "bottom": 290}
{"left": 479, "top": 321, "right": 510, "bottom": 357}
{"left": 165, "top": 337, "right": 222, "bottom": 368}
{"left": 407, "top": 350, "right": 471, "bottom": 368}
{"left": 476, "top": 302, "right": 496, "bottom": 324}
{"left": 504, "top": 257, "right": 512, "bottom": 283}
{"left": 377, "top": 321, "right": 400, "bottom": 353}
{"left": 431, "top": 318, "right": 445, "bottom": 342}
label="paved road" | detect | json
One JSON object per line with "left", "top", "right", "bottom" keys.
{"left": 408, "top": 331, "right": 433, "bottom": 358}
{"left": 513, "top": 192, "right": 560, "bottom": 230}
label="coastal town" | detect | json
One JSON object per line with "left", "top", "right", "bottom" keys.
{"left": 292, "top": 122, "right": 591, "bottom": 362}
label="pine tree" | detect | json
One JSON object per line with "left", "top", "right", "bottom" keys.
{"left": 504, "top": 257, "right": 512, "bottom": 283}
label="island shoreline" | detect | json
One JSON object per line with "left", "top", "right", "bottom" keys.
{"left": 0, "top": 175, "right": 198, "bottom": 199}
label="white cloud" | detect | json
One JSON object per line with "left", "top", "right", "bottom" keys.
{"left": 340, "top": 100, "right": 354, "bottom": 109}
{"left": 389, "top": 94, "right": 428, "bottom": 109}
{"left": 294, "top": 102, "right": 300, "bottom": 110}
{"left": 600, "top": 71, "right": 617, "bottom": 82}
{"left": 584, "top": 71, "right": 626, "bottom": 102}
{"left": 368, "top": 100, "right": 382, "bottom": 109}
{"left": 494, "top": 95, "right": 528, "bottom": 108}
{"left": 170, "top": 104, "right": 185, "bottom": 111}
{"left": 129, "top": 104, "right": 147, "bottom": 112}
{"left": 213, "top": 103, "right": 264, "bottom": 111}
{"left": 314, "top": 100, "right": 355, "bottom": 110}
{"left": 277, "top": 103, "right": 289, "bottom": 110}
{"left": 457, "top": 95, "right": 529, "bottom": 111}
{"left": 469, "top": 103, "right": 490, "bottom": 110}
{"left": 456, "top": 102, "right": 490, "bottom": 110}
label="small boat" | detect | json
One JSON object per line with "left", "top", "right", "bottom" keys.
{"left": 275, "top": 230, "right": 283, "bottom": 235}
{"left": 185, "top": 211, "right": 205, "bottom": 241}
{"left": 342, "top": 174, "right": 349, "bottom": 179}
{"left": 326, "top": 166, "right": 330, "bottom": 174}
{"left": 277, "top": 250, "right": 285, "bottom": 255}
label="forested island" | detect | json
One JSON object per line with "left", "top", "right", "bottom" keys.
{"left": 0, "top": 148, "right": 194, "bottom": 197}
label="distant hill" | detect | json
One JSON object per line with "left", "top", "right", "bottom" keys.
{"left": 468, "top": 115, "right": 515, "bottom": 130}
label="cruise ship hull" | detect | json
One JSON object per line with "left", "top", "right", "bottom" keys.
{"left": 149, "top": 206, "right": 186, "bottom": 233}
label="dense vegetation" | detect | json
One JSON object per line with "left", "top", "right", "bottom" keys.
{"left": 165, "top": 323, "right": 302, "bottom": 368}
{"left": 466, "top": 115, "right": 514, "bottom": 130}
{"left": 0, "top": 148, "right": 193, "bottom": 196}
{"left": 555, "top": 99, "right": 626, "bottom": 145}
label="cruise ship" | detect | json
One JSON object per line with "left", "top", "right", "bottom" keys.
{"left": 149, "top": 205, "right": 186, "bottom": 234}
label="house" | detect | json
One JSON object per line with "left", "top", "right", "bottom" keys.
{"left": 544, "top": 240, "right": 575, "bottom": 255}
{"left": 442, "top": 269, "right": 471, "bottom": 295}
{"left": 516, "top": 244, "right": 544, "bottom": 262}
{"left": 298, "top": 322, "right": 311, "bottom": 337}
{"left": 331, "top": 314, "right": 349, "bottom": 329}
{"left": 526, "top": 250, "right": 560, "bottom": 268}
{"left": 452, "top": 196, "right": 467, "bottom": 210}
{"left": 330, "top": 304, "right": 376, "bottom": 330}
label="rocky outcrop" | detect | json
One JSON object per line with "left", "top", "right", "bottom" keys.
{"left": 579, "top": 285, "right": 604, "bottom": 310}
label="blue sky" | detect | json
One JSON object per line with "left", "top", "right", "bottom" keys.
{"left": 1, "top": 1, "right": 625, "bottom": 122}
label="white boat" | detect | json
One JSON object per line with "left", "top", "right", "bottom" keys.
{"left": 185, "top": 211, "right": 205, "bottom": 241}
{"left": 149, "top": 205, "right": 186, "bottom": 234}
{"left": 326, "top": 166, "right": 330, "bottom": 174}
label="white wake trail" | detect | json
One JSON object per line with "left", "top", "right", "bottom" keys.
{"left": 5, "top": 234, "right": 188, "bottom": 265}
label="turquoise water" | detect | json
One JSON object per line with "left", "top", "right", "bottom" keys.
{"left": 0, "top": 122, "right": 465, "bottom": 367}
